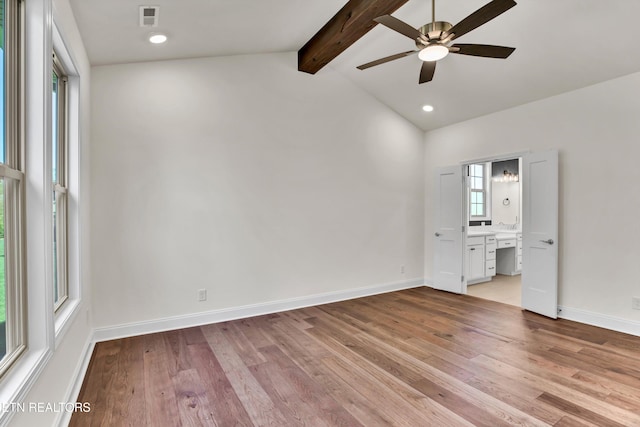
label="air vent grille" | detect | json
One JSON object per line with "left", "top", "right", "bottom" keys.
{"left": 139, "top": 6, "right": 159, "bottom": 27}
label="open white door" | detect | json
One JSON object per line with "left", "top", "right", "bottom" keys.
{"left": 433, "top": 166, "right": 464, "bottom": 294}
{"left": 522, "top": 150, "right": 559, "bottom": 318}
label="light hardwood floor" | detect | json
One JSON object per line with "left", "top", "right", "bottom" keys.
{"left": 467, "top": 274, "right": 521, "bottom": 307}
{"left": 71, "top": 287, "right": 640, "bottom": 426}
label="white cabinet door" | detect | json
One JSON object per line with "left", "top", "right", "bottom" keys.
{"left": 522, "top": 150, "right": 559, "bottom": 318}
{"left": 467, "top": 245, "right": 485, "bottom": 279}
{"left": 433, "top": 166, "right": 464, "bottom": 294}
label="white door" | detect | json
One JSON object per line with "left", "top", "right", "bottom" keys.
{"left": 433, "top": 166, "right": 464, "bottom": 293}
{"left": 522, "top": 150, "right": 559, "bottom": 318}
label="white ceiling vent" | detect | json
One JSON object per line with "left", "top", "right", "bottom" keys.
{"left": 139, "top": 6, "right": 160, "bottom": 27}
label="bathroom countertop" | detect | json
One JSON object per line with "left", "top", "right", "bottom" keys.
{"left": 467, "top": 230, "right": 496, "bottom": 237}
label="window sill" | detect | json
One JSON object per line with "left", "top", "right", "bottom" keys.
{"left": 0, "top": 347, "right": 52, "bottom": 427}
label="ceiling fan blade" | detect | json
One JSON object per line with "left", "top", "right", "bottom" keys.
{"left": 451, "top": 44, "right": 515, "bottom": 58}
{"left": 374, "top": 15, "right": 425, "bottom": 41}
{"left": 357, "top": 50, "right": 418, "bottom": 70}
{"left": 445, "top": 0, "right": 516, "bottom": 41}
{"left": 419, "top": 61, "right": 436, "bottom": 84}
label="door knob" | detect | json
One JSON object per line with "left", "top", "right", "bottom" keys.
{"left": 435, "top": 232, "right": 441, "bottom": 237}
{"left": 540, "top": 239, "right": 554, "bottom": 245}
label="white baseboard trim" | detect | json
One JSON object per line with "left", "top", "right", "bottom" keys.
{"left": 55, "top": 333, "right": 96, "bottom": 427}
{"left": 93, "top": 278, "right": 425, "bottom": 343}
{"left": 558, "top": 305, "right": 640, "bottom": 337}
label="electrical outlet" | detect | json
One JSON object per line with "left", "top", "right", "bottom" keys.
{"left": 198, "top": 289, "right": 207, "bottom": 302}
{"left": 632, "top": 297, "right": 640, "bottom": 310}
{"left": 400, "top": 265, "right": 405, "bottom": 274}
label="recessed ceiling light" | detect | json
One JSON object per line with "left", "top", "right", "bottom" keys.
{"left": 422, "top": 105, "right": 434, "bottom": 112}
{"left": 149, "top": 33, "right": 167, "bottom": 44}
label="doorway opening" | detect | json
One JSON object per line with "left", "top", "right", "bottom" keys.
{"left": 432, "top": 149, "right": 558, "bottom": 318}
{"left": 464, "top": 157, "right": 522, "bottom": 307}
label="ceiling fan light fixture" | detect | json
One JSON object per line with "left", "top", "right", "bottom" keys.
{"left": 418, "top": 44, "right": 449, "bottom": 62}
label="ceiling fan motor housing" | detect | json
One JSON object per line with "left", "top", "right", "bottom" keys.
{"left": 418, "top": 21, "right": 452, "bottom": 45}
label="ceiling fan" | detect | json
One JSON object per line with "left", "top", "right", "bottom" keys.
{"left": 357, "top": 0, "right": 517, "bottom": 84}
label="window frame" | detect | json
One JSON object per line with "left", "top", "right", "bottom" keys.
{"left": 0, "top": 0, "right": 27, "bottom": 378}
{"left": 468, "top": 163, "right": 491, "bottom": 221}
{"left": 0, "top": 2, "right": 87, "bottom": 421}
{"left": 52, "top": 51, "right": 68, "bottom": 312}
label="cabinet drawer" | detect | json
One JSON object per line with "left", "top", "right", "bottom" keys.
{"left": 517, "top": 245, "right": 522, "bottom": 256}
{"left": 498, "top": 238, "right": 516, "bottom": 249}
{"left": 485, "top": 235, "right": 496, "bottom": 245}
{"left": 517, "top": 256, "right": 522, "bottom": 270}
{"left": 485, "top": 243, "right": 497, "bottom": 260}
{"left": 485, "top": 260, "right": 496, "bottom": 277}
{"left": 517, "top": 233, "right": 522, "bottom": 241}
{"left": 467, "top": 236, "right": 485, "bottom": 245}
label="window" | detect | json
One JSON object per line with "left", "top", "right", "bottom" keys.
{"left": 52, "top": 53, "right": 68, "bottom": 311}
{"left": 0, "top": 0, "right": 26, "bottom": 376}
{"left": 469, "top": 163, "right": 487, "bottom": 218}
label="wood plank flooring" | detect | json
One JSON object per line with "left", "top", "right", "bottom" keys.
{"left": 70, "top": 287, "right": 640, "bottom": 426}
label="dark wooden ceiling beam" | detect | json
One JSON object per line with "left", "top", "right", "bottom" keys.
{"left": 298, "top": 0, "right": 410, "bottom": 74}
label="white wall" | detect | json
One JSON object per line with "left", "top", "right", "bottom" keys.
{"left": 491, "top": 180, "right": 520, "bottom": 225}
{"left": 424, "top": 71, "right": 640, "bottom": 328}
{"left": 90, "top": 52, "right": 425, "bottom": 330}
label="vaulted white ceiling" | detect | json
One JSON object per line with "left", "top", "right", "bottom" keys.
{"left": 69, "top": 0, "right": 640, "bottom": 131}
